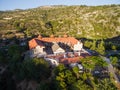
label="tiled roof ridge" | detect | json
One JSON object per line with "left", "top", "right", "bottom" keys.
{"left": 29, "top": 38, "right": 37, "bottom": 49}
{"left": 37, "top": 36, "right": 79, "bottom": 43}
{"left": 29, "top": 36, "right": 80, "bottom": 49}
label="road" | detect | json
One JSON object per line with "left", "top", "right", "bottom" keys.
{"left": 105, "top": 50, "right": 120, "bottom": 57}
{"left": 101, "top": 56, "right": 120, "bottom": 83}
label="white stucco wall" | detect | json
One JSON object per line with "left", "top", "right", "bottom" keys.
{"left": 30, "top": 45, "right": 45, "bottom": 57}
{"left": 54, "top": 48, "right": 65, "bottom": 54}
{"left": 73, "top": 42, "right": 83, "bottom": 51}
{"left": 35, "top": 45, "right": 44, "bottom": 53}
{"left": 44, "top": 58, "right": 59, "bottom": 66}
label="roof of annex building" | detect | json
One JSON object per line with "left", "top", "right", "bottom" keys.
{"left": 46, "top": 52, "right": 90, "bottom": 64}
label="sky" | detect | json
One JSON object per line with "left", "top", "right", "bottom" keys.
{"left": 0, "top": 0, "right": 120, "bottom": 11}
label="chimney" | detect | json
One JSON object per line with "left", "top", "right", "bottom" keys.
{"left": 38, "top": 35, "right": 42, "bottom": 39}
{"left": 63, "top": 34, "right": 68, "bottom": 38}
{"left": 50, "top": 34, "right": 54, "bottom": 38}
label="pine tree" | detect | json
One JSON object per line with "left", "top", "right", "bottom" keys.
{"left": 90, "top": 40, "right": 97, "bottom": 51}
{"left": 97, "top": 40, "right": 105, "bottom": 55}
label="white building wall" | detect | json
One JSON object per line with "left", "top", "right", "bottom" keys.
{"left": 44, "top": 58, "right": 59, "bottom": 66}
{"left": 35, "top": 45, "right": 44, "bottom": 53}
{"left": 73, "top": 42, "right": 83, "bottom": 51}
{"left": 54, "top": 48, "right": 65, "bottom": 54}
{"left": 30, "top": 45, "right": 45, "bottom": 58}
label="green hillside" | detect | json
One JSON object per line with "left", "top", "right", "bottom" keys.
{"left": 0, "top": 5, "right": 120, "bottom": 39}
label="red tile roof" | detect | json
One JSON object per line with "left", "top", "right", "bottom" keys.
{"left": 46, "top": 53, "right": 86, "bottom": 64}
{"left": 29, "top": 36, "right": 79, "bottom": 49}
{"left": 29, "top": 39, "right": 44, "bottom": 49}
{"left": 60, "top": 56, "right": 84, "bottom": 64}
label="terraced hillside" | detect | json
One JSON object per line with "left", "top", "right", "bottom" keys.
{"left": 0, "top": 5, "right": 120, "bottom": 39}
